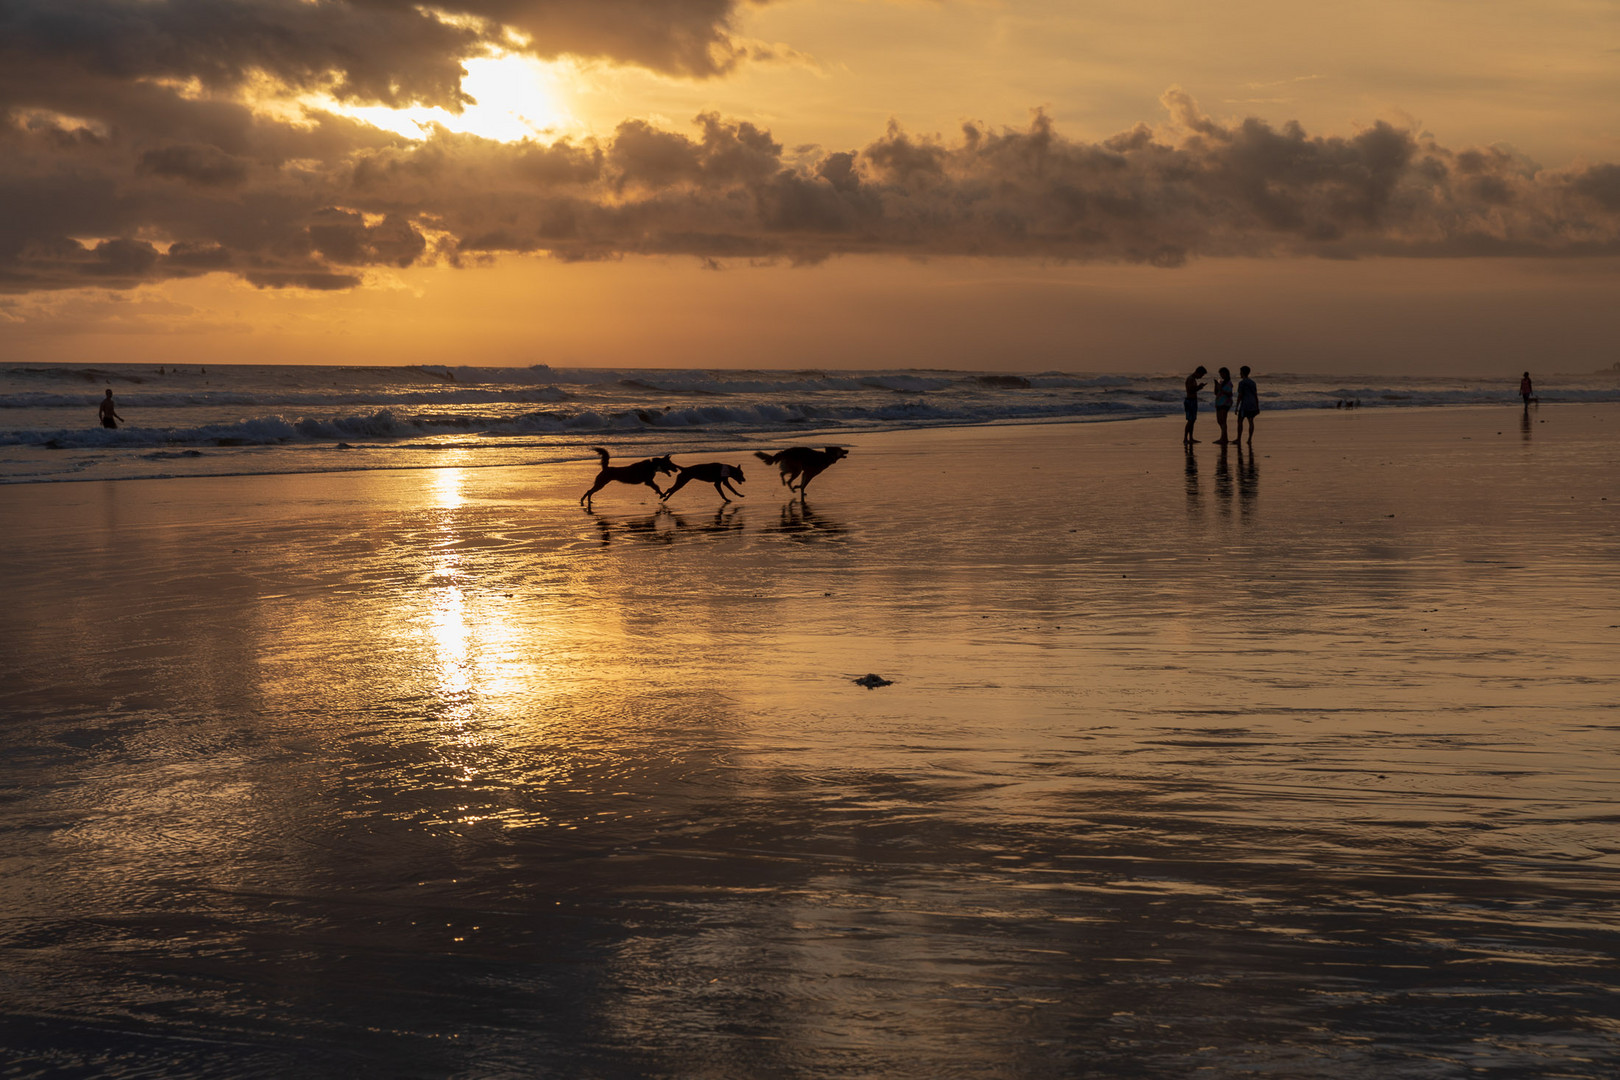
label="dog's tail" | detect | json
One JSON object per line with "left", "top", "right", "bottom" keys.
{"left": 754, "top": 450, "right": 783, "bottom": 465}
{"left": 591, "top": 446, "right": 611, "bottom": 466}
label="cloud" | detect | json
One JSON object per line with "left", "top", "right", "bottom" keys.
{"left": 474, "top": 1, "right": 786, "bottom": 78}
{"left": 3, "top": 50, "right": 1619, "bottom": 294}
{"left": 0, "top": 0, "right": 773, "bottom": 118}
{"left": 0, "top": 1, "right": 481, "bottom": 111}
{"left": 138, "top": 142, "right": 251, "bottom": 187}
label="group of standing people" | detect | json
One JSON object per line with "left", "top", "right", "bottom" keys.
{"left": 1184, "top": 366, "right": 1259, "bottom": 447}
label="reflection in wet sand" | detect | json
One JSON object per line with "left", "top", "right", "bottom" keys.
{"left": 1183, "top": 445, "right": 1200, "bottom": 515}
{"left": 1237, "top": 444, "right": 1259, "bottom": 514}
{"left": 590, "top": 504, "right": 749, "bottom": 545}
{"left": 769, "top": 497, "right": 848, "bottom": 540}
{"left": 591, "top": 509, "right": 675, "bottom": 545}
{"left": 2, "top": 409, "right": 1619, "bottom": 1077}
{"left": 1214, "top": 442, "right": 1232, "bottom": 516}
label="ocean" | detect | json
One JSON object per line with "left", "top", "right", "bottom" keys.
{"left": 4, "top": 362, "right": 1615, "bottom": 485}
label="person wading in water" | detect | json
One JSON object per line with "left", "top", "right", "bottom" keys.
{"left": 98, "top": 389, "right": 125, "bottom": 429}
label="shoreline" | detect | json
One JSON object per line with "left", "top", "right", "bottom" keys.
{"left": 0, "top": 399, "right": 1595, "bottom": 487}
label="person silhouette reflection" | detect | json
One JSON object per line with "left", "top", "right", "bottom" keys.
{"left": 1214, "top": 441, "right": 1233, "bottom": 514}
{"left": 1236, "top": 442, "right": 1259, "bottom": 510}
{"left": 1184, "top": 446, "right": 1200, "bottom": 512}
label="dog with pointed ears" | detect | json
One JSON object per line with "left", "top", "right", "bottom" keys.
{"left": 580, "top": 446, "right": 678, "bottom": 510}
{"left": 660, "top": 460, "right": 747, "bottom": 504}
{"left": 754, "top": 446, "right": 848, "bottom": 494}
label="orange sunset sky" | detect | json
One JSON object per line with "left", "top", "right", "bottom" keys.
{"left": 2, "top": 0, "right": 1618, "bottom": 374}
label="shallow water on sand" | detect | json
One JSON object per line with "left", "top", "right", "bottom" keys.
{"left": 3, "top": 407, "right": 1619, "bottom": 1077}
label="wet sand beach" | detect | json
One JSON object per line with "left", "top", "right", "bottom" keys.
{"left": 3, "top": 405, "right": 1619, "bottom": 1077}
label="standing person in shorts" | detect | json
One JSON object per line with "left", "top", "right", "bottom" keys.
{"left": 1212, "top": 366, "right": 1234, "bottom": 445}
{"left": 1235, "top": 366, "right": 1259, "bottom": 444}
{"left": 1183, "top": 365, "right": 1207, "bottom": 446}
{"left": 1519, "top": 371, "right": 1535, "bottom": 407}
{"left": 97, "top": 389, "right": 124, "bottom": 429}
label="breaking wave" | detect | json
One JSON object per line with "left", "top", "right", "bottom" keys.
{"left": 4, "top": 361, "right": 1616, "bottom": 483}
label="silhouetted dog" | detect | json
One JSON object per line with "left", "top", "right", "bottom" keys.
{"left": 754, "top": 446, "right": 848, "bottom": 493}
{"left": 660, "top": 461, "right": 746, "bottom": 503}
{"left": 580, "top": 446, "right": 677, "bottom": 510}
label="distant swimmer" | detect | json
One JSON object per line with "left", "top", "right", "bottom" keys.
{"left": 97, "top": 389, "right": 124, "bottom": 429}
{"left": 1235, "top": 366, "right": 1259, "bottom": 444}
{"left": 1212, "top": 367, "right": 1234, "bottom": 445}
{"left": 1520, "top": 371, "right": 1536, "bottom": 407}
{"left": 1183, "top": 365, "right": 1208, "bottom": 446}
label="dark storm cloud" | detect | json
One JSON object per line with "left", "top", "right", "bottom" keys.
{"left": 3, "top": 59, "right": 1620, "bottom": 293}
{"left": 459, "top": 0, "right": 782, "bottom": 78}
{"left": 1572, "top": 164, "right": 1620, "bottom": 212}
{"left": 0, "top": 1, "right": 769, "bottom": 113}
{"left": 138, "top": 143, "right": 251, "bottom": 187}
{"left": 0, "top": 0, "right": 481, "bottom": 111}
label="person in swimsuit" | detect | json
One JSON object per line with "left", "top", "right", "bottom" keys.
{"left": 1212, "top": 366, "right": 1233, "bottom": 445}
{"left": 1183, "top": 365, "right": 1207, "bottom": 446}
{"left": 98, "top": 389, "right": 124, "bottom": 430}
{"left": 1235, "top": 366, "right": 1259, "bottom": 444}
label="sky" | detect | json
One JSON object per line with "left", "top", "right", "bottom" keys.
{"left": 2, "top": 0, "right": 1618, "bottom": 374}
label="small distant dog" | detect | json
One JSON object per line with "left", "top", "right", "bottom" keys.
{"left": 580, "top": 446, "right": 677, "bottom": 510}
{"left": 660, "top": 461, "right": 746, "bottom": 503}
{"left": 754, "top": 446, "right": 848, "bottom": 493}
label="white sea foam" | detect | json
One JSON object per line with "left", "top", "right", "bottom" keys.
{"left": 3, "top": 362, "right": 1616, "bottom": 483}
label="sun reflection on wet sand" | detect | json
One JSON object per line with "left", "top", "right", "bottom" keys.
{"left": 427, "top": 466, "right": 473, "bottom": 709}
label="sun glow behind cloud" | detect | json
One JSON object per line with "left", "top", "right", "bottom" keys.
{"left": 320, "top": 54, "right": 576, "bottom": 141}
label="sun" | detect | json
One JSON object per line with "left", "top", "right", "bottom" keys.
{"left": 321, "top": 53, "right": 576, "bottom": 142}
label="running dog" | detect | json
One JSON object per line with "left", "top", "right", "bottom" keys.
{"left": 754, "top": 446, "right": 848, "bottom": 493}
{"left": 660, "top": 461, "right": 747, "bottom": 504}
{"left": 579, "top": 446, "right": 677, "bottom": 510}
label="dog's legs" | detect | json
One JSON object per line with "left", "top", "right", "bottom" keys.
{"left": 580, "top": 476, "right": 608, "bottom": 509}
{"left": 660, "top": 474, "right": 691, "bottom": 501}
{"left": 723, "top": 478, "right": 745, "bottom": 498}
{"left": 643, "top": 479, "right": 665, "bottom": 497}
